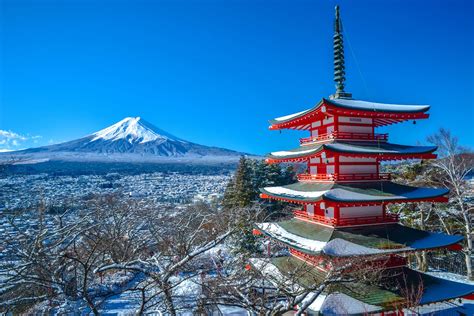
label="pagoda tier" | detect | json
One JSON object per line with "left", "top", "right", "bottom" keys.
{"left": 260, "top": 181, "right": 448, "bottom": 205}
{"left": 269, "top": 98, "right": 430, "bottom": 130}
{"left": 251, "top": 256, "right": 474, "bottom": 315}
{"left": 266, "top": 141, "right": 437, "bottom": 164}
{"left": 254, "top": 220, "right": 463, "bottom": 257}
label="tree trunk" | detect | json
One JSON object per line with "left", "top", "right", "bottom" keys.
{"left": 465, "top": 222, "right": 473, "bottom": 280}
{"left": 415, "top": 252, "right": 423, "bottom": 271}
{"left": 417, "top": 206, "right": 428, "bottom": 272}
{"left": 420, "top": 251, "right": 428, "bottom": 272}
{"left": 138, "top": 288, "right": 146, "bottom": 315}
{"left": 163, "top": 285, "right": 177, "bottom": 316}
{"left": 462, "top": 203, "right": 473, "bottom": 280}
{"left": 83, "top": 281, "right": 100, "bottom": 315}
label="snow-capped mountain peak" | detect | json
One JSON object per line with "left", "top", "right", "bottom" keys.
{"left": 91, "top": 117, "right": 182, "bottom": 144}
{"left": 2, "top": 116, "right": 244, "bottom": 161}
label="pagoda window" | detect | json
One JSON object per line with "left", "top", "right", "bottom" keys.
{"left": 336, "top": 116, "right": 375, "bottom": 135}
{"left": 325, "top": 206, "right": 335, "bottom": 218}
{"left": 339, "top": 156, "right": 376, "bottom": 163}
{"left": 338, "top": 116, "right": 373, "bottom": 125}
{"left": 323, "top": 116, "right": 334, "bottom": 125}
{"left": 339, "top": 163, "right": 377, "bottom": 174}
{"left": 338, "top": 124, "right": 373, "bottom": 134}
{"left": 326, "top": 164, "right": 335, "bottom": 174}
{"left": 339, "top": 205, "right": 383, "bottom": 218}
{"left": 326, "top": 124, "right": 335, "bottom": 135}
{"left": 306, "top": 204, "right": 314, "bottom": 216}
{"left": 338, "top": 156, "right": 378, "bottom": 174}
{"left": 323, "top": 157, "right": 334, "bottom": 164}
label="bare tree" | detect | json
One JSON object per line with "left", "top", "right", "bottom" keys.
{"left": 0, "top": 201, "right": 92, "bottom": 313}
{"left": 94, "top": 202, "right": 240, "bottom": 315}
{"left": 0, "top": 194, "right": 151, "bottom": 314}
{"left": 428, "top": 128, "right": 473, "bottom": 279}
{"left": 202, "top": 249, "right": 400, "bottom": 316}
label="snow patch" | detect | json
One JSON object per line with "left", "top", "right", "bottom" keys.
{"left": 322, "top": 238, "right": 386, "bottom": 256}
{"left": 257, "top": 223, "right": 326, "bottom": 253}
{"left": 329, "top": 99, "right": 429, "bottom": 113}
{"left": 270, "top": 147, "right": 318, "bottom": 157}
{"left": 273, "top": 109, "right": 310, "bottom": 122}
{"left": 318, "top": 292, "right": 381, "bottom": 314}
{"left": 263, "top": 186, "right": 328, "bottom": 199}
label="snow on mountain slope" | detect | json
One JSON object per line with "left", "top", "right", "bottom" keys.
{"left": 90, "top": 117, "right": 183, "bottom": 144}
{"left": 0, "top": 117, "right": 245, "bottom": 163}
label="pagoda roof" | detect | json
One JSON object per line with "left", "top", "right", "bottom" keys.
{"left": 267, "top": 141, "right": 437, "bottom": 162}
{"left": 256, "top": 256, "right": 474, "bottom": 314}
{"left": 260, "top": 181, "right": 448, "bottom": 204}
{"left": 256, "top": 220, "right": 462, "bottom": 256}
{"left": 269, "top": 98, "right": 430, "bottom": 130}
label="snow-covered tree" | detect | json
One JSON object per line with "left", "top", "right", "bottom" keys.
{"left": 0, "top": 194, "right": 151, "bottom": 314}
{"left": 202, "top": 251, "right": 407, "bottom": 315}
{"left": 94, "top": 202, "right": 240, "bottom": 315}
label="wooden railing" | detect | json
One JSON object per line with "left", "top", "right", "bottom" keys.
{"left": 294, "top": 210, "right": 337, "bottom": 225}
{"left": 290, "top": 248, "right": 407, "bottom": 270}
{"left": 300, "top": 132, "right": 388, "bottom": 145}
{"left": 290, "top": 248, "right": 330, "bottom": 269}
{"left": 297, "top": 173, "right": 391, "bottom": 182}
{"left": 293, "top": 210, "right": 399, "bottom": 227}
{"left": 297, "top": 173, "right": 335, "bottom": 181}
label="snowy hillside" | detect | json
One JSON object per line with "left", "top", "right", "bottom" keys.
{"left": 0, "top": 117, "right": 245, "bottom": 163}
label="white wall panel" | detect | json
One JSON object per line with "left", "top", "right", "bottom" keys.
{"left": 340, "top": 164, "right": 377, "bottom": 174}
{"left": 340, "top": 205, "right": 383, "bottom": 218}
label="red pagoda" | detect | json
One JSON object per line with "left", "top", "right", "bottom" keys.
{"left": 252, "top": 6, "right": 474, "bottom": 315}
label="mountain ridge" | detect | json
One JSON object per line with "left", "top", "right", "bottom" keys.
{"left": 0, "top": 117, "right": 247, "bottom": 164}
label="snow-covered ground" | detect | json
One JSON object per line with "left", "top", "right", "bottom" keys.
{"left": 0, "top": 172, "right": 231, "bottom": 210}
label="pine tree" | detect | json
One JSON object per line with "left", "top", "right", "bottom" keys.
{"left": 229, "top": 156, "right": 255, "bottom": 208}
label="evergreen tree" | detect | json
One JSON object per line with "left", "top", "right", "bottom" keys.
{"left": 222, "top": 157, "right": 297, "bottom": 255}
{"left": 231, "top": 156, "right": 255, "bottom": 207}
{"left": 222, "top": 157, "right": 296, "bottom": 209}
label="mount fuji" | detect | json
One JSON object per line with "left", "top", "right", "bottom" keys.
{"left": 1, "top": 117, "right": 245, "bottom": 164}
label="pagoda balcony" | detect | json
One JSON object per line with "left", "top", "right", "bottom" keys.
{"left": 300, "top": 132, "right": 388, "bottom": 145}
{"left": 290, "top": 248, "right": 407, "bottom": 270}
{"left": 293, "top": 210, "right": 399, "bottom": 227}
{"left": 290, "top": 248, "right": 330, "bottom": 270}
{"left": 297, "top": 172, "right": 391, "bottom": 182}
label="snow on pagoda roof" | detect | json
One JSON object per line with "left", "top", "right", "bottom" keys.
{"left": 268, "top": 141, "right": 437, "bottom": 160}
{"left": 326, "top": 98, "right": 430, "bottom": 113}
{"left": 256, "top": 220, "right": 462, "bottom": 257}
{"left": 251, "top": 256, "right": 474, "bottom": 313}
{"left": 308, "top": 292, "right": 381, "bottom": 314}
{"left": 256, "top": 222, "right": 327, "bottom": 253}
{"left": 270, "top": 98, "right": 430, "bottom": 126}
{"left": 260, "top": 181, "right": 448, "bottom": 204}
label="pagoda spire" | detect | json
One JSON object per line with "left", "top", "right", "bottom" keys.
{"left": 331, "top": 5, "right": 352, "bottom": 99}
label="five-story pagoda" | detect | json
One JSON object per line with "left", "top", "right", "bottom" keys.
{"left": 252, "top": 6, "right": 474, "bottom": 315}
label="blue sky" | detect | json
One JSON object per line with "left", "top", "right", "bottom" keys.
{"left": 0, "top": 0, "right": 473, "bottom": 154}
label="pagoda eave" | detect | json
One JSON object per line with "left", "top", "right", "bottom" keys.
{"left": 269, "top": 99, "right": 430, "bottom": 130}
{"left": 260, "top": 193, "right": 448, "bottom": 205}
{"left": 254, "top": 220, "right": 464, "bottom": 257}
{"left": 253, "top": 231, "right": 463, "bottom": 258}
{"left": 266, "top": 152, "right": 437, "bottom": 164}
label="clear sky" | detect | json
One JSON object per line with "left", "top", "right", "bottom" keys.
{"left": 0, "top": 0, "right": 473, "bottom": 154}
